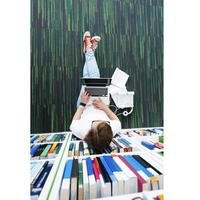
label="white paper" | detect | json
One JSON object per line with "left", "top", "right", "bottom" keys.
{"left": 111, "top": 68, "right": 129, "bottom": 88}
{"left": 109, "top": 84, "right": 127, "bottom": 95}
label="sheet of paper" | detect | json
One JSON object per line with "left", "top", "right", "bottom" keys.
{"left": 111, "top": 68, "right": 129, "bottom": 88}
{"left": 109, "top": 84, "right": 127, "bottom": 95}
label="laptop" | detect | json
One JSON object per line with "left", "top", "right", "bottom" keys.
{"left": 81, "top": 78, "right": 112, "bottom": 105}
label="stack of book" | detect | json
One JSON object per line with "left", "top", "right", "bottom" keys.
{"left": 67, "top": 133, "right": 138, "bottom": 157}
{"left": 30, "top": 133, "right": 66, "bottom": 143}
{"left": 30, "top": 129, "right": 164, "bottom": 200}
{"left": 30, "top": 160, "right": 54, "bottom": 200}
{"left": 30, "top": 131, "right": 72, "bottom": 200}
{"left": 99, "top": 190, "right": 164, "bottom": 200}
{"left": 31, "top": 142, "right": 63, "bottom": 159}
{"left": 132, "top": 128, "right": 164, "bottom": 137}
{"left": 59, "top": 153, "right": 163, "bottom": 200}
{"left": 119, "top": 128, "right": 164, "bottom": 157}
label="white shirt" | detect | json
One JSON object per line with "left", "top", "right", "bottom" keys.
{"left": 69, "top": 104, "right": 121, "bottom": 139}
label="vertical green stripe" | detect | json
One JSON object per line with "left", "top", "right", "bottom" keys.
{"left": 31, "top": 0, "right": 163, "bottom": 133}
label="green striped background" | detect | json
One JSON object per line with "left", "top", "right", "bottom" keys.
{"left": 31, "top": 0, "right": 163, "bottom": 133}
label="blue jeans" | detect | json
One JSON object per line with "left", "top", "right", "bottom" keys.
{"left": 76, "top": 48, "right": 100, "bottom": 107}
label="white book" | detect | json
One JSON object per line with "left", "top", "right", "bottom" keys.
{"left": 111, "top": 158, "right": 129, "bottom": 195}
{"left": 113, "top": 156, "right": 138, "bottom": 193}
{"left": 74, "top": 142, "right": 79, "bottom": 156}
{"left": 44, "top": 134, "right": 54, "bottom": 142}
{"left": 60, "top": 179, "right": 70, "bottom": 200}
{"left": 31, "top": 195, "right": 38, "bottom": 200}
{"left": 137, "top": 170, "right": 159, "bottom": 191}
{"left": 137, "top": 170, "right": 149, "bottom": 181}
{"left": 138, "top": 152, "right": 163, "bottom": 189}
{"left": 86, "top": 160, "right": 97, "bottom": 199}
{"left": 88, "top": 175, "right": 97, "bottom": 199}
{"left": 83, "top": 142, "right": 90, "bottom": 156}
{"left": 31, "top": 161, "right": 45, "bottom": 184}
{"left": 82, "top": 159, "right": 89, "bottom": 200}
{"left": 148, "top": 168, "right": 159, "bottom": 176}
{"left": 147, "top": 167, "right": 163, "bottom": 189}
{"left": 95, "top": 175, "right": 101, "bottom": 198}
{"left": 98, "top": 171, "right": 106, "bottom": 197}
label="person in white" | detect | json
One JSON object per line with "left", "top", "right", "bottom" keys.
{"left": 70, "top": 31, "right": 121, "bottom": 152}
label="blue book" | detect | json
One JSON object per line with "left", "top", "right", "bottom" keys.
{"left": 103, "top": 156, "right": 117, "bottom": 172}
{"left": 60, "top": 159, "right": 74, "bottom": 200}
{"left": 141, "top": 141, "right": 155, "bottom": 150}
{"left": 36, "top": 164, "right": 53, "bottom": 188}
{"left": 120, "top": 138, "right": 131, "bottom": 145}
{"left": 123, "top": 155, "right": 154, "bottom": 178}
{"left": 86, "top": 157, "right": 94, "bottom": 176}
{"left": 100, "top": 156, "right": 118, "bottom": 195}
{"left": 104, "top": 148, "right": 110, "bottom": 154}
{"left": 103, "top": 156, "right": 125, "bottom": 195}
{"left": 103, "top": 156, "right": 121, "bottom": 172}
{"left": 30, "top": 135, "right": 40, "bottom": 143}
{"left": 31, "top": 161, "right": 49, "bottom": 186}
{"left": 69, "top": 143, "right": 74, "bottom": 151}
{"left": 32, "top": 163, "right": 53, "bottom": 189}
{"left": 31, "top": 144, "right": 41, "bottom": 156}
{"left": 63, "top": 159, "right": 73, "bottom": 179}
{"left": 31, "top": 188, "right": 42, "bottom": 196}
{"left": 109, "top": 156, "right": 122, "bottom": 172}
{"left": 100, "top": 157, "right": 116, "bottom": 181}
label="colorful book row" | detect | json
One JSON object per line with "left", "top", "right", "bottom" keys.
{"left": 31, "top": 143, "right": 62, "bottom": 159}
{"left": 30, "top": 133, "right": 66, "bottom": 143}
{"left": 120, "top": 129, "right": 164, "bottom": 158}
{"left": 67, "top": 134, "right": 135, "bottom": 157}
{"left": 59, "top": 154, "right": 163, "bottom": 200}
{"left": 31, "top": 160, "right": 54, "bottom": 199}
{"left": 123, "top": 128, "right": 164, "bottom": 137}
{"left": 141, "top": 141, "right": 164, "bottom": 150}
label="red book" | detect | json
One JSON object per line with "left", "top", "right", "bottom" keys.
{"left": 118, "top": 155, "right": 148, "bottom": 192}
{"left": 92, "top": 159, "right": 100, "bottom": 180}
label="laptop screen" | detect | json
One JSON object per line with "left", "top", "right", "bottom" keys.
{"left": 80, "top": 78, "right": 112, "bottom": 86}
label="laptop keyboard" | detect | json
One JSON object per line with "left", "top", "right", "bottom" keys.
{"left": 85, "top": 87, "right": 108, "bottom": 96}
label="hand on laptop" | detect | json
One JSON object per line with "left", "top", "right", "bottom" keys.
{"left": 92, "top": 98, "right": 108, "bottom": 111}
{"left": 81, "top": 91, "right": 90, "bottom": 104}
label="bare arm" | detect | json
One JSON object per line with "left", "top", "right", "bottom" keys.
{"left": 72, "top": 106, "right": 85, "bottom": 120}
{"left": 72, "top": 91, "right": 90, "bottom": 120}
{"left": 92, "top": 99, "right": 119, "bottom": 120}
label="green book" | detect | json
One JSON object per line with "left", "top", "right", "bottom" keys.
{"left": 40, "top": 144, "right": 52, "bottom": 157}
{"left": 55, "top": 143, "right": 62, "bottom": 154}
{"left": 158, "top": 151, "right": 164, "bottom": 156}
{"left": 159, "top": 136, "right": 164, "bottom": 143}
{"left": 78, "top": 160, "right": 83, "bottom": 200}
{"left": 51, "top": 134, "right": 58, "bottom": 142}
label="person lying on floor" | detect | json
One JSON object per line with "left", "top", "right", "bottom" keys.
{"left": 70, "top": 31, "right": 121, "bottom": 152}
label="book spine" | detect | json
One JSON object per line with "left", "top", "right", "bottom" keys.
{"left": 31, "top": 144, "right": 41, "bottom": 157}
{"left": 70, "top": 159, "right": 78, "bottom": 200}
{"left": 118, "top": 155, "right": 146, "bottom": 192}
{"left": 40, "top": 144, "right": 52, "bottom": 158}
{"left": 60, "top": 159, "right": 73, "bottom": 200}
{"left": 78, "top": 159, "right": 83, "bottom": 200}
